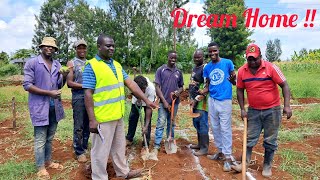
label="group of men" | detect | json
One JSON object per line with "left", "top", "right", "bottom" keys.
{"left": 23, "top": 35, "right": 292, "bottom": 179}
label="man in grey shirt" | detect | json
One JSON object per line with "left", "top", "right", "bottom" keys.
{"left": 66, "top": 39, "right": 89, "bottom": 163}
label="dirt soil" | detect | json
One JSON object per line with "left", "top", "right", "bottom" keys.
{"left": 0, "top": 75, "right": 24, "bottom": 87}
{"left": 1, "top": 98, "right": 319, "bottom": 179}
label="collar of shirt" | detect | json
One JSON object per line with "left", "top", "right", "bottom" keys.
{"left": 37, "top": 55, "right": 58, "bottom": 72}
{"left": 95, "top": 55, "right": 113, "bottom": 64}
{"left": 163, "top": 64, "right": 178, "bottom": 72}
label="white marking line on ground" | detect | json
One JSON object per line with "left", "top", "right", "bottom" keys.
{"left": 176, "top": 129, "right": 210, "bottom": 180}
{"left": 189, "top": 145, "right": 210, "bottom": 180}
{"left": 127, "top": 146, "right": 136, "bottom": 165}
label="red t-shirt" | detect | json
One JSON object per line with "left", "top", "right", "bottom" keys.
{"left": 237, "top": 60, "right": 286, "bottom": 110}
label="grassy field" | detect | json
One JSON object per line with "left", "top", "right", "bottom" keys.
{"left": 0, "top": 62, "right": 319, "bottom": 179}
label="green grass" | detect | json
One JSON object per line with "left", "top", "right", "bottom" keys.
{"left": 294, "top": 104, "right": 320, "bottom": 123}
{"left": 0, "top": 86, "right": 28, "bottom": 103}
{"left": 284, "top": 71, "right": 320, "bottom": 98}
{"left": 0, "top": 160, "right": 36, "bottom": 180}
{"left": 279, "top": 149, "right": 320, "bottom": 179}
{"left": 0, "top": 107, "right": 11, "bottom": 123}
{"left": 279, "top": 126, "right": 315, "bottom": 142}
{"left": 55, "top": 109, "right": 74, "bottom": 143}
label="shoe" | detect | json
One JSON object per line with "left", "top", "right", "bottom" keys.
{"left": 190, "top": 144, "right": 200, "bottom": 149}
{"left": 223, "top": 158, "right": 232, "bottom": 172}
{"left": 190, "top": 133, "right": 200, "bottom": 149}
{"left": 194, "top": 134, "right": 209, "bottom": 156}
{"left": 262, "top": 164, "right": 272, "bottom": 177}
{"left": 126, "top": 168, "right": 143, "bottom": 179}
{"left": 151, "top": 148, "right": 158, "bottom": 155}
{"left": 126, "top": 140, "right": 133, "bottom": 147}
{"left": 194, "top": 149, "right": 207, "bottom": 156}
{"left": 262, "top": 149, "right": 275, "bottom": 177}
{"left": 207, "top": 152, "right": 224, "bottom": 160}
{"left": 77, "top": 154, "right": 87, "bottom": 163}
{"left": 46, "top": 162, "right": 63, "bottom": 170}
{"left": 37, "top": 167, "right": 50, "bottom": 180}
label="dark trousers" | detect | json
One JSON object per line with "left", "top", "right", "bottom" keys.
{"left": 126, "top": 104, "right": 151, "bottom": 146}
{"left": 72, "top": 98, "right": 90, "bottom": 156}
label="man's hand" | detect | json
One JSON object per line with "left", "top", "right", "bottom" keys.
{"left": 162, "top": 100, "right": 170, "bottom": 110}
{"left": 228, "top": 74, "right": 236, "bottom": 85}
{"left": 48, "top": 90, "right": 61, "bottom": 99}
{"left": 283, "top": 106, "right": 292, "bottom": 119}
{"left": 142, "top": 126, "right": 148, "bottom": 135}
{"left": 240, "top": 109, "right": 247, "bottom": 119}
{"left": 59, "top": 66, "right": 72, "bottom": 78}
{"left": 171, "top": 90, "right": 180, "bottom": 99}
{"left": 145, "top": 101, "right": 159, "bottom": 110}
{"left": 89, "top": 119, "right": 99, "bottom": 133}
{"left": 195, "top": 95, "right": 205, "bottom": 101}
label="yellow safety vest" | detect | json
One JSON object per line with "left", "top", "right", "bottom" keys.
{"left": 87, "top": 58, "right": 125, "bottom": 123}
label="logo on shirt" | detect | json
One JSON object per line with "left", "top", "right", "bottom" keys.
{"left": 209, "top": 68, "right": 224, "bottom": 85}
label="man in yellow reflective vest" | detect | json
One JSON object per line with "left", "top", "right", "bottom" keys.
{"left": 82, "top": 34, "right": 157, "bottom": 180}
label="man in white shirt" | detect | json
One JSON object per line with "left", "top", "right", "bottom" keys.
{"left": 126, "top": 75, "right": 156, "bottom": 147}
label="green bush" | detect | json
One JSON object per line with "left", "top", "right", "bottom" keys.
{"left": 0, "top": 64, "right": 20, "bottom": 77}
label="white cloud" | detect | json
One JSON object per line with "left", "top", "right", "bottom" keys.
{"left": 0, "top": 0, "right": 43, "bottom": 54}
{"left": 182, "top": 2, "right": 211, "bottom": 47}
{"left": 278, "top": 0, "right": 320, "bottom": 9}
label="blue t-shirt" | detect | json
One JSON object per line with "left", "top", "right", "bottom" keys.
{"left": 203, "top": 58, "right": 234, "bottom": 100}
{"left": 82, "top": 55, "right": 129, "bottom": 89}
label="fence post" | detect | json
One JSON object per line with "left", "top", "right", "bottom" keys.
{"left": 12, "top": 97, "right": 16, "bottom": 129}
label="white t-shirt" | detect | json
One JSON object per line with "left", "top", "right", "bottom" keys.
{"left": 132, "top": 77, "right": 156, "bottom": 106}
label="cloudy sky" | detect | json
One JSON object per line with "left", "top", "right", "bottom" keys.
{"left": 1, "top": 0, "right": 320, "bottom": 60}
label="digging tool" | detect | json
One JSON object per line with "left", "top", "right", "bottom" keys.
{"left": 231, "top": 117, "right": 256, "bottom": 180}
{"left": 136, "top": 105, "right": 157, "bottom": 161}
{"left": 165, "top": 95, "right": 177, "bottom": 154}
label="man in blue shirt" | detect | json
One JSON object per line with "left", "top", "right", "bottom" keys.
{"left": 200, "top": 42, "right": 237, "bottom": 172}
{"left": 82, "top": 34, "right": 157, "bottom": 180}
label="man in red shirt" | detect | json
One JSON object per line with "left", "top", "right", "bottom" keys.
{"left": 235, "top": 44, "right": 292, "bottom": 177}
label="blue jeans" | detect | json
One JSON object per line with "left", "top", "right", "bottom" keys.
{"left": 208, "top": 97, "right": 232, "bottom": 157}
{"left": 72, "top": 98, "right": 90, "bottom": 156}
{"left": 154, "top": 103, "right": 178, "bottom": 149}
{"left": 247, "top": 106, "right": 281, "bottom": 151}
{"left": 193, "top": 109, "right": 209, "bottom": 135}
{"left": 34, "top": 106, "right": 58, "bottom": 168}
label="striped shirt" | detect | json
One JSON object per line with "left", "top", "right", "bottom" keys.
{"left": 237, "top": 60, "right": 286, "bottom": 110}
{"left": 82, "top": 55, "right": 129, "bottom": 90}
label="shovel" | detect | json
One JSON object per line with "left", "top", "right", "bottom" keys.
{"left": 165, "top": 95, "right": 177, "bottom": 154}
{"left": 135, "top": 105, "right": 157, "bottom": 161}
{"left": 231, "top": 117, "right": 256, "bottom": 180}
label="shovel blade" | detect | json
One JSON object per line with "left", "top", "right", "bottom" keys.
{"left": 164, "top": 140, "right": 177, "bottom": 154}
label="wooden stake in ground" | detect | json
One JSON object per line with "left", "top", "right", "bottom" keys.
{"left": 12, "top": 97, "right": 16, "bottom": 129}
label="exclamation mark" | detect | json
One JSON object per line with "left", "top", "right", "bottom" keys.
{"left": 304, "top": 9, "right": 317, "bottom": 28}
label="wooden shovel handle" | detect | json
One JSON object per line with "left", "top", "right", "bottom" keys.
{"left": 242, "top": 117, "right": 248, "bottom": 180}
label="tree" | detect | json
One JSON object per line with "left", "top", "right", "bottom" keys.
{"left": 68, "top": 0, "right": 112, "bottom": 59}
{"left": 32, "top": 0, "right": 74, "bottom": 63}
{"left": 204, "top": 0, "right": 252, "bottom": 68}
{"left": 266, "top": 38, "right": 282, "bottom": 62}
{"left": 10, "top": 49, "right": 35, "bottom": 60}
{"left": 0, "top": 51, "right": 9, "bottom": 65}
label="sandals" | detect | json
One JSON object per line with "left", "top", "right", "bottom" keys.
{"left": 46, "top": 162, "right": 64, "bottom": 170}
{"left": 37, "top": 168, "right": 50, "bottom": 179}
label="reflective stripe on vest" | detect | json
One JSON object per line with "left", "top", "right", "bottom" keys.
{"left": 87, "top": 58, "right": 125, "bottom": 123}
